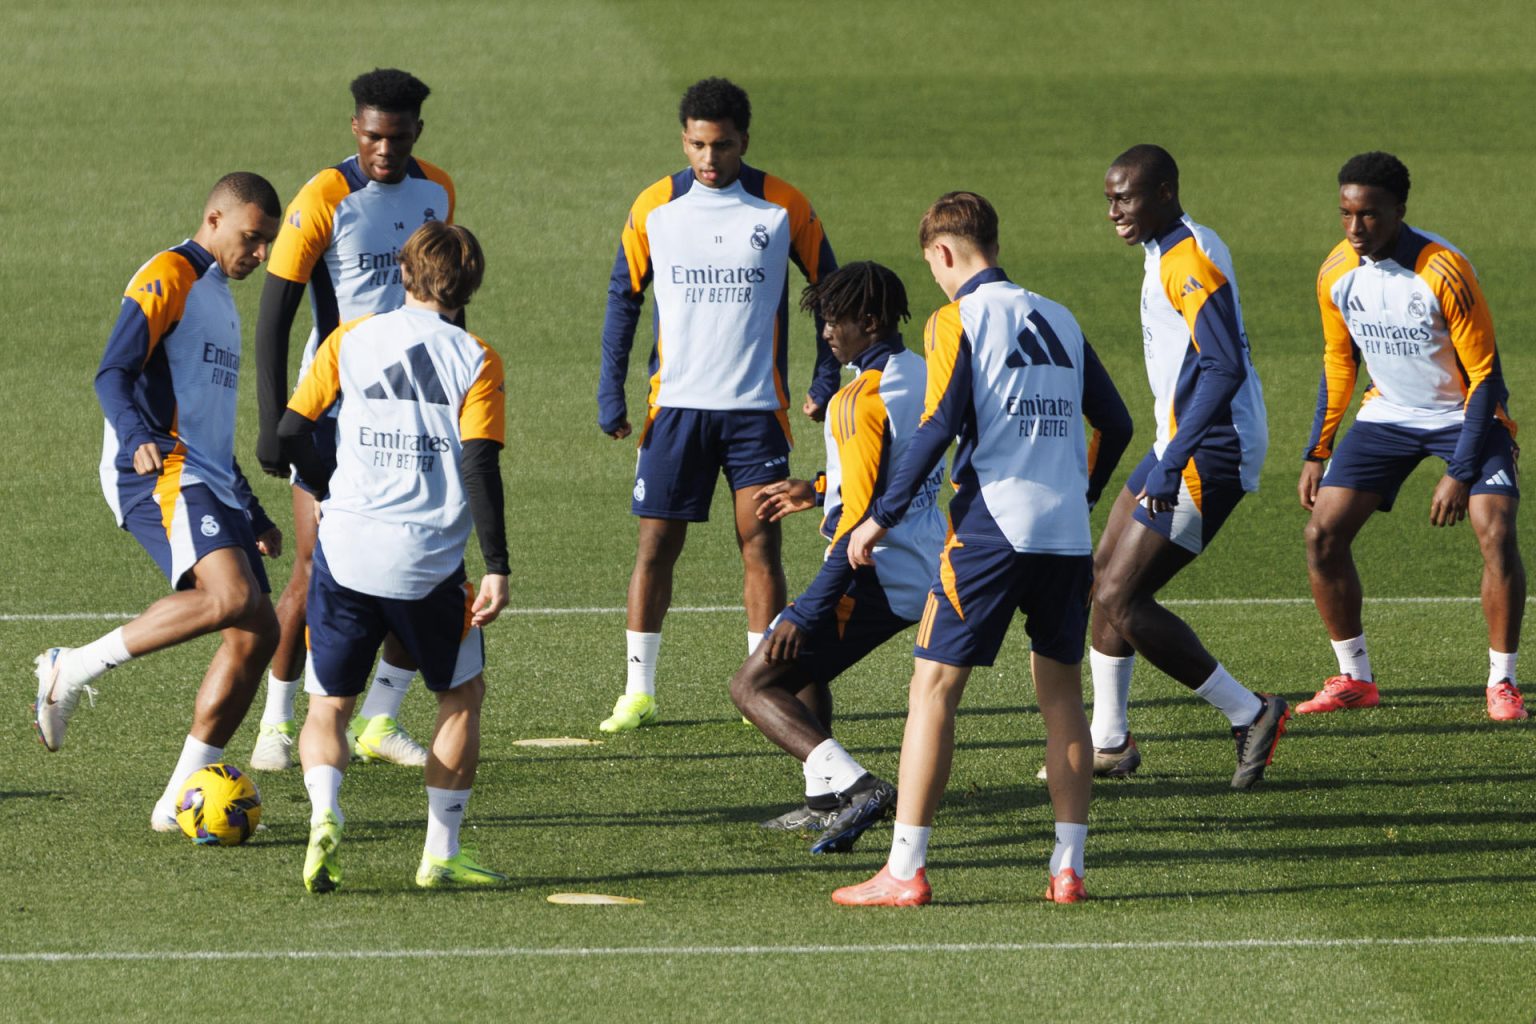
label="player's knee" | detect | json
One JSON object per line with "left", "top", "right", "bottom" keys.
{"left": 1092, "top": 575, "right": 1132, "bottom": 629}
{"left": 1303, "top": 517, "right": 1347, "bottom": 566}
{"left": 728, "top": 665, "right": 762, "bottom": 710}
{"left": 1476, "top": 519, "right": 1523, "bottom": 575}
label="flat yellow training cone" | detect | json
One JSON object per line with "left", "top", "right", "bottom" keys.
{"left": 546, "top": 892, "right": 644, "bottom": 906}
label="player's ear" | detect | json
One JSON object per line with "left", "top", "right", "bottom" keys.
{"left": 739, "top": 130, "right": 749, "bottom": 156}
{"left": 414, "top": 119, "right": 425, "bottom": 142}
{"left": 861, "top": 313, "right": 881, "bottom": 338}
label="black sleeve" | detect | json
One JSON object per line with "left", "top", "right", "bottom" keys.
{"left": 255, "top": 275, "right": 310, "bottom": 474}
{"left": 462, "top": 438, "right": 509, "bottom": 575}
{"left": 276, "top": 409, "right": 330, "bottom": 496}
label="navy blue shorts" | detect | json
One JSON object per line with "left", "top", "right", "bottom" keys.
{"left": 290, "top": 417, "right": 338, "bottom": 498}
{"left": 632, "top": 408, "right": 791, "bottom": 521}
{"left": 1322, "top": 419, "right": 1520, "bottom": 512}
{"left": 304, "top": 545, "right": 483, "bottom": 698}
{"left": 914, "top": 540, "right": 1092, "bottom": 667}
{"left": 768, "top": 567, "right": 916, "bottom": 685}
{"left": 120, "top": 482, "right": 269, "bottom": 593}
{"left": 1125, "top": 448, "right": 1247, "bottom": 555}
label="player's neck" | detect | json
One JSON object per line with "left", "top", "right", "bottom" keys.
{"left": 404, "top": 293, "right": 460, "bottom": 319}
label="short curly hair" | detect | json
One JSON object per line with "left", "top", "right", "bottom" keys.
{"left": 350, "top": 68, "right": 432, "bottom": 117}
{"left": 678, "top": 77, "right": 751, "bottom": 132}
{"left": 1338, "top": 151, "right": 1410, "bottom": 204}
{"left": 799, "top": 261, "right": 910, "bottom": 335}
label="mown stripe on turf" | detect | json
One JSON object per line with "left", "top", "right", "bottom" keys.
{"left": 2, "top": 935, "right": 1534, "bottom": 963}
{"left": 4, "top": 597, "right": 1533, "bottom": 622}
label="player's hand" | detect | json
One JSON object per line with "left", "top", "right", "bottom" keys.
{"left": 1429, "top": 475, "right": 1471, "bottom": 527}
{"left": 763, "top": 620, "right": 803, "bottom": 664}
{"left": 256, "top": 429, "right": 288, "bottom": 477}
{"left": 847, "top": 517, "right": 886, "bottom": 568}
{"left": 472, "top": 573, "right": 510, "bottom": 627}
{"left": 255, "top": 527, "right": 283, "bottom": 559}
{"left": 803, "top": 396, "right": 826, "bottom": 422}
{"left": 132, "top": 442, "right": 164, "bottom": 475}
{"left": 606, "top": 419, "right": 632, "bottom": 440}
{"left": 1134, "top": 487, "right": 1174, "bottom": 519}
{"left": 1297, "top": 461, "right": 1325, "bottom": 510}
{"left": 755, "top": 479, "right": 816, "bottom": 522}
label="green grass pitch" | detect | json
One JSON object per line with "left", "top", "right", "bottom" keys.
{"left": 1, "top": 1, "right": 1533, "bottom": 1021}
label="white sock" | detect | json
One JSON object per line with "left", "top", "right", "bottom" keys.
{"left": 1489, "top": 649, "right": 1518, "bottom": 687}
{"left": 1050, "top": 821, "right": 1088, "bottom": 876}
{"left": 803, "top": 765, "right": 835, "bottom": 801}
{"left": 58, "top": 628, "right": 133, "bottom": 687}
{"left": 1194, "top": 664, "right": 1263, "bottom": 728}
{"left": 626, "top": 630, "right": 660, "bottom": 697}
{"left": 261, "top": 673, "right": 301, "bottom": 725}
{"left": 358, "top": 659, "right": 414, "bottom": 720}
{"left": 1088, "top": 649, "right": 1134, "bottom": 749}
{"left": 747, "top": 631, "right": 764, "bottom": 656}
{"left": 159, "top": 736, "right": 223, "bottom": 808}
{"left": 1331, "top": 635, "right": 1373, "bottom": 682}
{"left": 887, "top": 822, "right": 931, "bottom": 880}
{"left": 803, "top": 738, "right": 867, "bottom": 796}
{"left": 304, "top": 765, "right": 345, "bottom": 826}
{"left": 425, "top": 786, "right": 471, "bottom": 859}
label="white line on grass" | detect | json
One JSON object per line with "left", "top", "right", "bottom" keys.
{"left": 3, "top": 935, "right": 1533, "bottom": 964}
{"left": 4, "top": 596, "right": 1531, "bottom": 622}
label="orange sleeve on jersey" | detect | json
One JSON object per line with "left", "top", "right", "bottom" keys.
{"left": 1158, "top": 237, "right": 1229, "bottom": 342}
{"left": 267, "top": 169, "right": 350, "bottom": 284}
{"left": 416, "top": 159, "right": 457, "bottom": 223}
{"left": 920, "top": 303, "right": 964, "bottom": 424}
{"left": 460, "top": 338, "right": 506, "bottom": 444}
{"left": 619, "top": 177, "right": 674, "bottom": 294}
{"left": 287, "top": 316, "right": 367, "bottom": 418}
{"left": 1311, "top": 242, "right": 1361, "bottom": 459}
{"left": 1418, "top": 245, "right": 1498, "bottom": 406}
{"left": 828, "top": 371, "right": 889, "bottom": 541}
{"left": 122, "top": 251, "right": 198, "bottom": 359}
{"left": 762, "top": 175, "right": 827, "bottom": 283}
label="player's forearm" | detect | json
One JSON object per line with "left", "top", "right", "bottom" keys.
{"left": 1448, "top": 367, "right": 1508, "bottom": 482}
{"left": 597, "top": 290, "right": 643, "bottom": 432}
{"left": 230, "top": 458, "right": 276, "bottom": 535}
{"left": 276, "top": 409, "right": 330, "bottom": 495}
{"left": 872, "top": 418, "right": 951, "bottom": 529}
{"left": 463, "top": 438, "right": 509, "bottom": 575}
{"left": 1081, "top": 345, "right": 1133, "bottom": 505}
{"left": 782, "top": 534, "right": 856, "bottom": 629}
{"left": 1147, "top": 363, "right": 1242, "bottom": 495}
{"left": 93, "top": 366, "right": 156, "bottom": 452}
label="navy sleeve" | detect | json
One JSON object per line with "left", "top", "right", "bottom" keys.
{"left": 1142, "top": 283, "right": 1246, "bottom": 501}
{"left": 871, "top": 337, "right": 972, "bottom": 528}
{"left": 1080, "top": 342, "right": 1134, "bottom": 507}
{"left": 781, "top": 533, "right": 856, "bottom": 630}
{"left": 797, "top": 236, "right": 841, "bottom": 408}
{"left": 94, "top": 300, "right": 160, "bottom": 454}
{"left": 598, "top": 244, "right": 646, "bottom": 434}
{"left": 1448, "top": 352, "right": 1509, "bottom": 482}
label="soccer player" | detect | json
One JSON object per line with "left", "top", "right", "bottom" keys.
{"left": 277, "top": 222, "right": 509, "bottom": 892}
{"left": 251, "top": 68, "right": 457, "bottom": 770}
{"left": 1298, "top": 152, "right": 1525, "bottom": 721}
{"left": 596, "top": 77, "right": 839, "bottom": 733}
{"left": 35, "top": 172, "right": 284, "bottom": 832}
{"left": 831, "top": 192, "right": 1132, "bottom": 907}
{"left": 730, "top": 262, "right": 942, "bottom": 854}
{"left": 1085, "top": 144, "right": 1287, "bottom": 788}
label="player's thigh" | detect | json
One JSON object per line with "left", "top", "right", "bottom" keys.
{"left": 1304, "top": 485, "right": 1381, "bottom": 554}
{"left": 124, "top": 484, "right": 270, "bottom": 597}
{"left": 1095, "top": 515, "right": 1198, "bottom": 606}
{"left": 632, "top": 408, "right": 719, "bottom": 522}
{"left": 1320, "top": 420, "right": 1429, "bottom": 513}
{"left": 1124, "top": 448, "right": 1245, "bottom": 561}
{"left": 915, "top": 541, "right": 1029, "bottom": 669}
{"left": 1018, "top": 554, "right": 1093, "bottom": 665}
{"left": 1092, "top": 482, "right": 1141, "bottom": 575}
{"left": 786, "top": 579, "right": 913, "bottom": 686}
{"left": 1468, "top": 492, "right": 1521, "bottom": 559}
{"left": 380, "top": 568, "right": 485, "bottom": 694}
{"left": 305, "top": 563, "right": 390, "bottom": 699}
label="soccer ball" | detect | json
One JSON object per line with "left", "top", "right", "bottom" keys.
{"left": 176, "top": 763, "right": 262, "bottom": 846}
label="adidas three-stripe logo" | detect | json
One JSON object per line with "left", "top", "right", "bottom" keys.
{"left": 363, "top": 343, "right": 450, "bottom": 404}
{"left": 1004, "top": 310, "right": 1075, "bottom": 370}
{"left": 1485, "top": 470, "right": 1514, "bottom": 488}
{"left": 137, "top": 280, "right": 164, "bottom": 297}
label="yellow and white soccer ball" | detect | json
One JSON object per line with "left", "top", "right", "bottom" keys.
{"left": 176, "top": 763, "right": 262, "bottom": 846}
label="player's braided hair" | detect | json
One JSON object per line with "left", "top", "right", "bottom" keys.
{"left": 1338, "top": 151, "right": 1410, "bottom": 203}
{"left": 799, "top": 261, "right": 909, "bottom": 334}
{"left": 678, "top": 77, "right": 751, "bottom": 131}
{"left": 350, "top": 68, "right": 432, "bottom": 116}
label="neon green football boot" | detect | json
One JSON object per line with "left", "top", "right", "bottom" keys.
{"left": 303, "top": 812, "right": 343, "bottom": 894}
{"left": 415, "top": 848, "right": 508, "bottom": 889}
{"left": 599, "top": 693, "right": 657, "bottom": 733}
